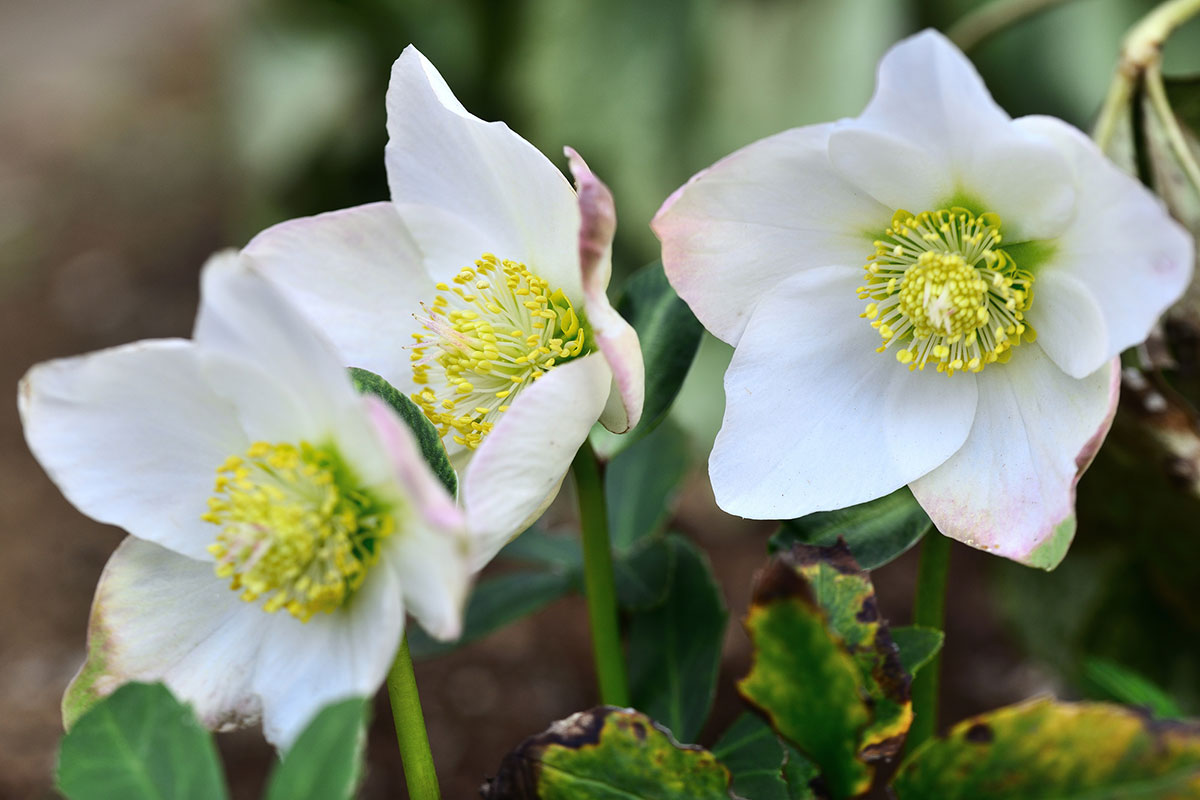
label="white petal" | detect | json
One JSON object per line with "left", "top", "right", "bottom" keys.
{"left": 462, "top": 354, "right": 612, "bottom": 570}
{"left": 831, "top": 31, "right": 1076, "bottom": 240}
{"left": 361, "top": 395, "right": 470, "bottom": 641}
{"left": 386, "top": 523, "right": 469, "bottom": 642}
{"left": 385, "top": 46, "right": 582, "bottom": 299}
{"left": 193, "top": 252, "right": 363, "bottom": 438}
{"left": 710, "top": 265, "right": 978, "bottom": 520}
{"left": 1026, "top": 270, "right": 1109, "bottom": 379}
{"left": 826, "top": 125, "right": 952, "bottom": 213}
{"left": 910, "top": 347, "right": 1119, "bottom": 567}
{"left": 653, "top": 123, "right": 890, "bottom": 345}
{"left": 65, "top": 538, "right": 270, "bottom": 731}
{"left": 253, "top": 551, "right": 405, "bottom": 749}
{"left": 245, "top": 203, "right": 431, "bottom": 392}
{"left": 1015, "top": 115, "right": 1194, "bottom": 373}
{"left": 957, "top": 131, "right": 1076, "bottom": 241}
{"left": 19, "top": 340, "right": 245, "bottom": 560}
{"left": 852, "top": 29, "right": 1010, "bottom": 168}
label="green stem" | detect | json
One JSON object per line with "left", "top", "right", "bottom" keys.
{"left": 1145, "top": 59, "right": 1200, "bottom": 193}
{"left": 947, "top": 0, "right": 1077, "bottom": 53}
{"left": 1093, "top": 0, "right": 1200, "bottom": 150}
{"left": 571, "top": 439, "right": 630, "bottom": 707}
{"left": 906, "top": 532, "right": 951, "bottom": 754}
{"left": 387, "top": 634, "right": 441, "bottom": 800}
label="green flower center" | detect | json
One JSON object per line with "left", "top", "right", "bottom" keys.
{"left": 858, "top": 208, "right": 1035, "bottom": 375}
{"left": 202, "top": 441, "right": 394, "bottom": 621}
{"left": 411, "top": 253, "right": 592, "bottom": 449}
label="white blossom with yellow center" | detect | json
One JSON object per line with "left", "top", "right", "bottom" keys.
{"left": 653, "top": 30, "right": 1192, "bottom": 568}
{"left": 21, "top": 253, "right": 471, "bottom": 748}
{"left": 247, "top": 46, "right": 644, "bottom": 571}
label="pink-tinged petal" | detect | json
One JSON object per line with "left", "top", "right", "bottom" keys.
{"left": 245, "top": 203, "right": 431, "bottom": 393}
{"left": 910, "top": 348, "right": 1119, "bottom": 568}
{"left": 252, "top": 546, "right": 405, "bottom": 748}
{"left": 385, "top": 46, "right": 582, "bottom": 298}
{"left": 1015, "top": 115, "right": 1194, "bottom": 375}
{"left": 710, "top": 266, "right": 978, "bottom": 520}
{"left": 652, "top": 123, "right": 890, "bottom": 346}
{"left": 462, "top": 354, "right": 612, "bottom": 570}
{"left": 339, "top": 396, "right": 470, "bottom": 641}
{"left": 566, "top": 147, "right": 644, "bottom": 433}
{"left": 590, "top": 294, "right": 644, "bottom": 434}
{"left": 565, "top": 146, "right": 616, "bottom": 296}
{"left": 385, "top": 520, "right": 469, "bottom": 642}
{"left": 194, "top": 252, "right": 364, "bottom": 436}
{"left": 64, "top": 537, "right": 270, "bottom": 730}
{"left": 19, "top": 340, "right": 245, "bottom": 561}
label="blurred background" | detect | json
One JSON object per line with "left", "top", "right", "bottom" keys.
{"left": 5, "top": 0, "right": 1200, "bottom": 796}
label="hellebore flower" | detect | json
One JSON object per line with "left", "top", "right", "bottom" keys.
{"left": 20, "top": 253, "right": 471, "bottom": 747}
{"left": 652, "top": 30, "right": 1193, "bottom": 567}
{"left": 245, "top": 46, "right": 643, "bottom": 569}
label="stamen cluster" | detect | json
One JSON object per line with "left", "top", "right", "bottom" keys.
{"left": 411, "top": 254, "right": 590, "bottom": 449}
{"left": 202, "top": 441, "right": 394, "bottom": 621}
{"left": 858, "top": 208, "right": 1034, "bottom": 375}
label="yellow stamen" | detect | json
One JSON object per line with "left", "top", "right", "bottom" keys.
{"left": 202, "top": 441, "right": 394, "bottom": 622}
{"left": 410, "top": 254, "right": 592, "bottom": 449}
{"left": 858, "top": 208, "right": 1035, "bottom": 375}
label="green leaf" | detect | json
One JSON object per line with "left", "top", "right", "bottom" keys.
{"left": 407, "top": 570, "right": 575, "bottom": 659}
{"left": 56, "top": 682, "right": 228, "bottom": 800}
{"left": 614, "top": 536, "right": 674, "bottom": 611}
{"left": 348, "top": 367, "right": 457, "bottom": 495}
{"left": 738, "top": 541, "right": 915, "bottom": 798}
{"left": 711, "top": 713, "right": 792, "bottom": 800}
{"left": 591, "top": 260, "right": 703, "bottom": 459}
{"left": 891, "top": 626, "right": 945, "bottom": 679}
{"left": 781, "top": 744, "right": 820, "bottom": 800}
{"left": 892, "top": 698, "right": 1200, "bottom": 798}
{"left": 1083, "top": 658, "right": 1184, "bottom": 719}
{"left": 498, "top": 528, "right": 584, "bottom": 571}
{"left": 628, "top": 535, "right": 728, "bottom": 743}
{"left": 265, "top": 698, "right": 368, "bottom": 800}
{"left": 771, "top": 487, "right": 931, "bottom": 570}
{"left": 605, "top": 420, "right": 690, "bottom": 552}
{"left": 481, "top": 707, "right": 735, "bottom": 799}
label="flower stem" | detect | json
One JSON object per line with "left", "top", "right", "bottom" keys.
{"left": 387, "top": 634, "right": 441, "bottom": 800}
{"left": 947, "top": 0, "right": 1077, "bottom": 53}
{"left": 1094, "top": 0, "right": 1200, "bottom": 151}
{"left": 906, "top": 532, "right": 951, "bottom": 754}
{"left": 571, "top": 439, "right": 630, "bottom": 707}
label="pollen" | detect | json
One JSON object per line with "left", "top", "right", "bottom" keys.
{"left": 410, "top": 253, "right": 592, "bottom": 449}
{"left": 201, "top": 442, "right": 395, "bottom": 622}
{"left": 857, "top": 208, "right": 1035, "bottom": 375}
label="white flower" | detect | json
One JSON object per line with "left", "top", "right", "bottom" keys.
{"left": 20, "top": 253, "right": 471, "bottom": 747}
{"left": 652, "top": 30, "right": 1193, "bottom": 568}
{"left": 245, "top": 46, "right": 644, "bottom": 570}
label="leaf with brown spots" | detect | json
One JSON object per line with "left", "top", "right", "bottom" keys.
{"left": 738, "top": 541, "right": 914, "bottom": 798}
{"left": 482, "top": 707, "right": 736, "bottom": 799}
{"left": 892, "top": 698, "right": 1200, "bottom": 799}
